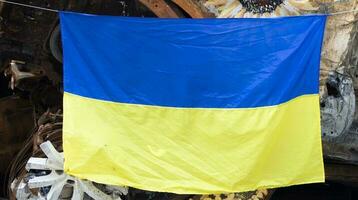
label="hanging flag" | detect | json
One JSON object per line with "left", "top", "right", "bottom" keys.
{"left": 61, "top": 12, "right": 326, "bottom": 194}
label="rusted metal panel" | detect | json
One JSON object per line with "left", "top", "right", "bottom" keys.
{"left": 138, "top": 0, "right": 180, "bottom": 18}
{"left": 0, "top": 96, "right": 33, "bottom": 197}
{"left": 172, "top": 0, "right": 214, "bottom": 18}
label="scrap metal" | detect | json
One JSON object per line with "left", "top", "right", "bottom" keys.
{"left": 1, "top": 0, "right": 358, "bottom": 199}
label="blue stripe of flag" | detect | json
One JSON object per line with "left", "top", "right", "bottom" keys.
{"left": 61, "top": 12, "right": 326, "bottom": 108}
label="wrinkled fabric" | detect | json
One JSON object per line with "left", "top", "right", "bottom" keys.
{"left": 61, "top": 12, "right": 326, "bottom": 194}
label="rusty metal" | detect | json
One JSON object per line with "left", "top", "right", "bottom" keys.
{"left": 172, "top": 0, "right": 214, "bottom": 18}
{"left": 3, "top": 60, "right": 53, "bottom": 91}
{"left": 1, "top": 1, "right": 358, "bottom": 199}
{"left": 0, "top": 95, "right": 33, "bottom": 197}
{"left": 138, "top": 0, "right": 180, "bottom": 18}
{"left": 4, "top": 60, "right": 35, "bottom": 90}
{"left": 7, "top": 110, "right": 62, "bottom": 199}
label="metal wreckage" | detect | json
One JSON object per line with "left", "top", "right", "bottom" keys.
{"left": 0, "top": 0, "right": 357, "bottom": 199}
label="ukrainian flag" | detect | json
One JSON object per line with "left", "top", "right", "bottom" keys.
{"left": 61, "top": 12, "right": 326, "bottom": 194}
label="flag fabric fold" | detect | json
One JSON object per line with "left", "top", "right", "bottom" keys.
{"left": 61, "top": 12, "right": 326, "bottom": 194}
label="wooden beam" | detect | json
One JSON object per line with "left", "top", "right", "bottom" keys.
{"left": 172, "top": 0, "right": 214, "bottom": 18}
{"left": 138, "top": 0, "right": 180, "bottom": 18}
